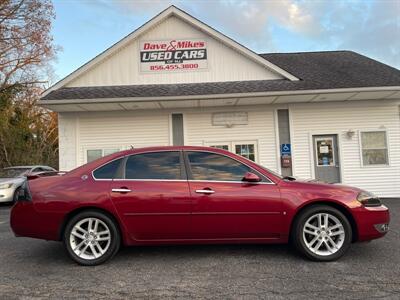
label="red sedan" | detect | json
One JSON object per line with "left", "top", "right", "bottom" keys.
{"left": 10, "top": 146, "right": 389, "bottom": 265}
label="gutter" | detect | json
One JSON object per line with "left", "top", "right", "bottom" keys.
{"left": 38, "top": 86, "right": 400, "bottom": 106}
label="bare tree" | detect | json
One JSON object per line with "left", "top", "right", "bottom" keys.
{"left": 0, "top": 0, "right": 57, "bottom": 92}
{"left": 0, "top": 0, "right": 59, "bottom": 168}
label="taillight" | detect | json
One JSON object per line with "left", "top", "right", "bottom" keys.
{"left": 16, "top": 179, "right": 32, "bottom": 201}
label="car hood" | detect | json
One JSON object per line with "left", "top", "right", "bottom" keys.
{"left": 283, "top": 177, "right": 363, "bottom": 194}
{"left": 0, "top": 177, "right": 25, "bottom": 185}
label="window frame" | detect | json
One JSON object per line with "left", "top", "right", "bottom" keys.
{"left": 183, "top": 150, "right": 273, "bottom": 184}
{"left": 358, "top": 129, "right": 390, "bottom": 167}
{"left": 204, "top": 140, "right": 259, "bottom": 163}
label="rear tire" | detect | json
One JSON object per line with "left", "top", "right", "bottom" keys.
{"left": 291, "top": 205, "right": 352, "bottom": 261}
{"left": 63, "top": 210, "right": 120, "bottom": 266}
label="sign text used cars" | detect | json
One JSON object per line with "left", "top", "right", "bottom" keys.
{"left": 139, "top": 39, "right": 208, "bottom": 72}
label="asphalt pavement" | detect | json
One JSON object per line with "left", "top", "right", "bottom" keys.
{"left": 0, "top": 199, "right": 399, "bottom": 299}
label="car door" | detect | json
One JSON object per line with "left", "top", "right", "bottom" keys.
{"left": 109, "top": 151, "right": 191, "bottom": 241}
{"left": 185, "top": 151, "right": 282, "bottom": 240}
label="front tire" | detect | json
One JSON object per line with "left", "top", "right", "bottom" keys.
{"left": 63, "top": 211, "right": 120, "bottom": 266}
{"left": 292, "top": 205, "right": 352, "bottom": 261}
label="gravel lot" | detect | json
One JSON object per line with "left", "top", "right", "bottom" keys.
{"left": 0, "top": 199, "right": 399, "bottom": 299}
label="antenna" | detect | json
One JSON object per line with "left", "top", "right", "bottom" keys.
{"left": 130, "top": 145, "right": 134, "bottom": 149}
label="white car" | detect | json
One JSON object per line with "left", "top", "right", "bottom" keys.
{"left": 0, "top": 166, "right": 57, "bottom": 203}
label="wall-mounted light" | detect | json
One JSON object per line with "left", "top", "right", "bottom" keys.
{"left": 346, "top": 129, "right": 355, "bottom": 139}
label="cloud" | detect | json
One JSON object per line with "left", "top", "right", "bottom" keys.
{"left": 99, "top": 0, "right": 400, "bottom": 68}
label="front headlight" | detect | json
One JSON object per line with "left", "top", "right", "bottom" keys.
{"left": 0, "top": 183, "right": 13, "bottom": 189}
{"left": 357, "top": 190, "right": 381, "bottom": 207}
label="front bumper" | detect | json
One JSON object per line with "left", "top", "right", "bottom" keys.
{"left": 0, "top": 187, "right": 15, "bottom": 203}
{"left": 353, "top": 204, "right": 390, "bottom": 242}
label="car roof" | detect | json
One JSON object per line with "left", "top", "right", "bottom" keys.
{"left": 116, "top": 145, "right": 227, "bottom": 155}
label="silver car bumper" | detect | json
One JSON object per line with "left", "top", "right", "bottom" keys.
{"left": 0, "top": 187, "right": 16, "bottom": 203}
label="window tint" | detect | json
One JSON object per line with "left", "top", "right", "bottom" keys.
{"left": 93, "top": 158, "right": 123, "bottom": 179}
{"left": 125, "top": 152, "right": 182, "bottom": 180}
{"left": 187, "top": 151, "right": 252, "bottom": 181}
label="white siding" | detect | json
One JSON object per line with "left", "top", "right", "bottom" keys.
{"left": 58, "top": 111, "right": 170, "bottom": 168}
{"left": 58, "top": 113, "right": 77, "bottom": 171}
{"left": 184, "top": 106, "right": 279, "bottom": 171}
{"left": 66, "top": 16, "right": 281, "bottom": 87}
{"left": 290, "top": 100, "right": 400, "bottom": 197}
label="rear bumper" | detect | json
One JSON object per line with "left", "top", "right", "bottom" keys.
{"left": 10, "top": 201, "right": 62, "bottom": 241}
{"left": 353, "top": 204, "right": 390, "bottom": 242}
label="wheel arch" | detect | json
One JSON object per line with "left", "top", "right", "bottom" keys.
{"left": 289, "top": 200, "right": 358, "bottom": 243}
{"left": 58, "top": 206, "right": 124, "bottom": 244}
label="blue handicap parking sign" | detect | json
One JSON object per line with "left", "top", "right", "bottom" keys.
{"left": 281, "top": 144, "right": 291, "bottom": 155}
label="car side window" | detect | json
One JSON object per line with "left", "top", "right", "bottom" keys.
{"left": 186, "top": 151, "right": 255, "bottom": 182}
{"left": 93, "top": 158, "right": 123, "bottom": 179}
{"left": 125, "top": 151, "right": 183, "bottom": 180}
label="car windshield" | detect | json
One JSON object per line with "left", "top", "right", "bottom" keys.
{"left": 0, "top": 168, "right": 31, "bottom": 178}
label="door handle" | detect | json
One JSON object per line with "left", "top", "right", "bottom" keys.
{"left": 111, "top": 188, "right": 132, "bottom": 193}
{"left": 195, "top": 189, "right": 215, "bottom": 194}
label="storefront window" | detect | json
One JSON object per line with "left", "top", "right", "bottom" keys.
{"left": 206, "top": 142, "right": 257, "bottom": 162}
{"left": 234, "top": 144, "right": 255, "bottom": 161}
{"left": 360, "top": 131, "right": 388, "bottom": 165}
{"left": 209, "top": 144, "right": 229, "bottom": 151}
{"left": 87, "top": 149, "right": 120, "bottom": 163}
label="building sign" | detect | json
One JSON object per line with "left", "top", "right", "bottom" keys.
{"left": 139, "top": 39, "right": 207, "bottom": 72}
{"left": 212, "top": 112, "right": 248, "bottom": 127}
{"left": 281, "top": 144, "right": 291, "bottom": 155}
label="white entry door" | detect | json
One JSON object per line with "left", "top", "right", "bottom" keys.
{"left": 313, "top": 134, "right": 341, "bottom": 183}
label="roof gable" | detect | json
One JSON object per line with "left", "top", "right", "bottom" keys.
{"left": 42, "top": 5, "right": 298, "bottom": 97}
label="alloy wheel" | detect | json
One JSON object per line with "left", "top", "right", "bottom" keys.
{"left": 69, "top": 217, "right": 111, "bottom": 260}
{"left": 302, "top": 213, "right": 345, "bottom": 256}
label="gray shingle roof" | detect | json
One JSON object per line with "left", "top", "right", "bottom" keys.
{"left": 41, "top": 51, "right": 400, "bottom": 101}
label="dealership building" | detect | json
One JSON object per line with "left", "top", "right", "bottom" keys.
{"left": 39, "top": 6, "right": 400, "bottom": 197}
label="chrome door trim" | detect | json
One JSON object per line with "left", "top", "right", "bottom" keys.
{"left": 195, "top": 189, "right": 215, "bottom": 194}
{"left": 111, "top": 188, "right": 132, "bottom": 193}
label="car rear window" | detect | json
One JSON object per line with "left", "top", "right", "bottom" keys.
{"left": 93, "top": 158, "right": 123, "bottom": 179}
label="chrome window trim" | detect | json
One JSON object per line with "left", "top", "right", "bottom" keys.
{"left": 187, "top": 179, "right": 275, "bottom": 185}
{"left": 112, "top": 178, "right": 188, "bottom": 182}
{"left": 92, "top": 149, "right": 277, "bottom": 184}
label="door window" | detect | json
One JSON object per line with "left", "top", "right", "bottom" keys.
{"left": 315, "top": 138, "right": 335, "bottom": 166}
{"left": 125, "top": 151, "right": 183, "bottom": 180}
{"left": 186, "top": 151, "right": 252, "bottom": 181}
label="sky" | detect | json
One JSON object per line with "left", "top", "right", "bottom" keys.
{"left": 51, "top": 0, "right": 400, "bottom": 81}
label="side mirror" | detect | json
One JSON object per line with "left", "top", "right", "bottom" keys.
{"left": 242, "top": 172, "right": 262, "bottom": 182}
